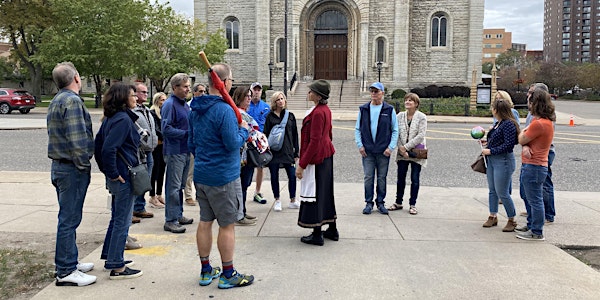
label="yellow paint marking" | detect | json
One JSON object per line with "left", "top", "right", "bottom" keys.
{"left": 125, "top": 245, "right": 173, "bottom": 256}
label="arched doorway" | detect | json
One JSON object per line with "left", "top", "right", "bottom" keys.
{"left": 314, "top": 10, "right": 348, "bottom": 80}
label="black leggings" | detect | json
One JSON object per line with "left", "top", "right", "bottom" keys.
{"left": 150, "top": 144, "right": 166, "bottom": 196}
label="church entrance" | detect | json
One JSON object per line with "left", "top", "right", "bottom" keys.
{"left": 313, "top": 10, "right": 348, "bottom": 80}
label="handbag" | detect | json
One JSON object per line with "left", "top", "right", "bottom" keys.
{"left": 408, "top": 144, "right": 428, "bottom": 159}
{"left": 267, "top": 110, "right": 289, "bottom": 151}
{"left": 471, "top": 154, "right": 487, "bottom": 174}
{"left": 118, "top": 152, "right": 152, "bottom": 195}
{"left": 246, "top": 141, "right": 273, "bottom": 168}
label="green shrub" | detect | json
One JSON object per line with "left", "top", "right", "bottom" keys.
{"left": 391, "top": 89, "right": 407, "bottom": 99}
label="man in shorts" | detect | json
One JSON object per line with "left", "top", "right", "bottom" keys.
{"left": 188, "top": 63, "right": 254, "bottom": 289}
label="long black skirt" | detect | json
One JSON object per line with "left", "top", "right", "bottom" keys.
{"left": 298, "top": 156, "right": 336, "bottom": 228}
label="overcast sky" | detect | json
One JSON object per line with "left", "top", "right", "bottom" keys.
{"left": 162, "top": 0, "right": 545, "bottom": 50}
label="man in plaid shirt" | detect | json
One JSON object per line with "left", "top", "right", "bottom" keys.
{"left": 47, "top": 62, "right": 96, "bottom": 287}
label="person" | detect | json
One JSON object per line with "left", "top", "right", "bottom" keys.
{"left": 481, "top": 98, "right": 520, "bottom": 232}
{"left": 247, "top": 82, "right": 270, "bottom": 204}
{"left": 132, "top": 82, "right": 158, "bottom": 220}
{"left": 94, "top": 83, "right": 143, "bottom": 279}
{"left": 295, "top": 79, "right": 337, "bottom": 246}
{"left": 355, "top": 82, "right": 399, "bottom": 215}
{"left": 47, "top": 62, "right": 96, "bottom": 286}
{"left": 233, "top": 86, "right": 258, "bottom": 226}
{"left": 493, "top": 91, "right": 520, "bottom": 128}
{"left": 149, "top": 92, "right": 167, "bottom": 209}
{"left": 265, "top": 91, "right": 300, "bottom": 211}
{"left": 161, "top": 73, "right": 194, "bottom": 233}
{"left": 389, "top": 93, "right": 427, "bottom": 215}
{"left": 183, "top": 83, "right": 207, "bottom": 206}
{"left": 515, "top": 88, "right": 555, "bottom": 241}
{"left": 188, "top": 63, "right": 255, "bottom": 289}
{"left": 519, "top": 83, "right": 556, "bottom": 224}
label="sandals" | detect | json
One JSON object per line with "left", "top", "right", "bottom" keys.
{"left": 388, "top": 203, "right": 403, "bottom": 211}
{"left": 409, "top": 206, "right": 418, "bottom": 215}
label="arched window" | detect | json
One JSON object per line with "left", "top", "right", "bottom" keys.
{"left": 431, "top": 13, "right": 447, "bottom": 47}
{"left": 277, "top": 38, "right": 286, "bottom": 63}
{"left": 225, "top": 17, "right": 239, "bottom": 49}
{"left": 376, "top": 37, "right": 386, "bottom": 62}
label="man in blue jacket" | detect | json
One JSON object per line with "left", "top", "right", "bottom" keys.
{"left": 355, "top": 82, "right": 399, "bottom": 215}
{"left": 188, "top": 63, "right": 255, "bottom": 289}
{"left": 161, "top": 73, "right": 194, "bottom": 233}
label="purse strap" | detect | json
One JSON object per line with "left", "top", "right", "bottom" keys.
{"left": 117, "top": 152, "right": 133, "bottom": 169}
{"left": 280, "top": 109, "right": 290, "bottom": 127}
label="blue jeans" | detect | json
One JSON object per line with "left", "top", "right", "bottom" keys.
{"left": 164, "top": 154, "right": 189, "bottom": 223}
{"left": 134, "top": 151, "right": 153, "bottom": 213}
{"left": 51, "top": 161, "right": 91, "bottom": 277}
{"left": 543, "top": 150, "right": 555, "bottom": 221}
{"left": 396, "top": 160, "right": 422, "bottom": 206}
{"left": 362, "top": 153, "right": 390, "bottom": 204}
{"left": 101, "top": 180, "right": 135, "bottom": 269}
{"left": 519, "top": 151, "right": 555, "bottom": 222}
{"left": 240, "top": 164, "right": 255, "bottom": 215}
{"left": 268, "top": 163, "right": 296, "bottom": 199}
{"left": 520, "top": 164, "right": 548, "bottom": 235}
{"left": 486, "top": 153, "right": 516, "bottom": 218}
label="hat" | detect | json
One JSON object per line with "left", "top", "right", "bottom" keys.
{"left": 369, "top": 82, "right": 385, "bottom": 92}
{"left": 308, "top": 79, "right": 330, "bottom": 99}
{"left": 251, "top": 82, "right": 262, "bottom": 89}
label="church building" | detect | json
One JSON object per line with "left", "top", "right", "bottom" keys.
{"left": 194, "top": 0, "right": 484, "bottom": 96}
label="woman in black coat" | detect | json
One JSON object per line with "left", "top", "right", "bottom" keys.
{"left": 264, "top": 91, "right": 299, "bottom": 212}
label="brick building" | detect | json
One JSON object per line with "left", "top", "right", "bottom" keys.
{"left": 482, "top": 28, "right": 513, "bottom": 64}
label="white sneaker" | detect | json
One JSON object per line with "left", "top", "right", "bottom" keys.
{"left": 288, "top": 201, "right": 300, "bottom": 209}
{"left": 76, "top": 262, "right": 94, "bottom": 273}
{"left": 56, "top": 270, "right": 97, "bottom": 286}
{"left": 274, "top": 200, "right": 282, "bottom": 211}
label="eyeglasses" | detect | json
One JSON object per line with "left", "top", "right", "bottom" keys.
{"left": 138, "top": 91, "right": 148, "bottom": 94}
{"left": 369, "top": 89, "right": 381, "bottom": 94}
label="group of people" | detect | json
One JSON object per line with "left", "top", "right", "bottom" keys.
{"left": 481, "top": 83, "right": 556, "bottom": 241}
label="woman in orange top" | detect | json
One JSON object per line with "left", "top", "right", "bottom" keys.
{"left": 515, "top": 89, "right": 555, "bottom": 241}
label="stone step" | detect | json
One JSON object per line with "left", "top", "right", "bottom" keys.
{"left": 287, "top": 80, "right": 367, "bottom": 111}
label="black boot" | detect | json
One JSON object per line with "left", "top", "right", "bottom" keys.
{"left": 301, "top": 227, "right": 324, "bottom": 246}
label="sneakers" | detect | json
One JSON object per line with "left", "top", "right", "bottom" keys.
{"left": 103, "top": 260, "right": 134, "bottom": 272}
{"left": 178, "top": 216, "right": 194, "bottom": 225}
{"left": 377, "top": 204, "right": 389, "bottom": 215}
{"left": 515, "top": 230, "right": 545, "bottom": 241}
{"left": 125, "top": 235, "right": 142, "bottom": 250}
{"left": 109, "top": 267, "right": 143, "bottom": 280}
{"left": 362, "top": 203, "right": 373, "bottom": 214}
{"left": 56, "top": 270, "right": 97, "bottom": 286}
{"left": 300, "top": 233, "right": 324, "bottom": 246}
{"left": 164, "top": 222, "right": 186, "bottom": 233}
{"left": 244, "top": 214, "right": 257, "bottom": 220}
{"left": 515, "top": 225, "right": 529, "bottom": 232}
{"left": 185, "top": 198, "right": 197, "bottom": 206}
{"left": 218, "top": 270, "right": 255, "bottom": 289}
{"left": 482, "top": 216, "right": 498, "bottom": 227}
{"left": 149, "top": 196, "right": 165, "bottom": 209}
{"left": 288, "top": 201, "right": 300, "bottom": 209}
{"left": 199, "top": 267, "right": 222, "bottom": 286}
{"left": 76, "top": 262, "right": 94, "bottom": 273}
{"left": 133, "top": 210, "right": 154, "bottom": 218}
{"left": 236, "top": 217, "right": 257, "bottom": 226}
{"left": 253, "top": 193, "right": 267, "bottom": 204}
{"left": 274, "top": 200, "right": 282, "bottom": 211}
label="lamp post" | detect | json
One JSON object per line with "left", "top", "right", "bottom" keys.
{"left": 268, "top": 61, "right": 274, "bottom": 90}
{"left": 376, "top": 61, "right": 383, "bottom": 82}
{"left": 517, "top": 65, "right": 521, "bottom": 92}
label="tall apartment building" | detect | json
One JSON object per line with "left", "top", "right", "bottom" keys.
{"left": 482, "top": 28, "right": 512, "bottom": 64}
{"left": 544, "top": 0, "right": 600, "bottom": 63}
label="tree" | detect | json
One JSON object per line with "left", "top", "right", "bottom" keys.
{"left": 0, "top": 0, "right": 53, "bottom": 99}
{"left": 482, "top": 62, "right": 493, "bottom": 74}
{"left": 38, "top": 0, "right": 147, "bottom": 105}
{"left": 494, "top": 49, "right": 525, "bottom": 70}
{"left": 135, "top": 2, "right": 228, "bottom": 93}
{"left": 534, "top": 62, "right": 577, "bottom": 93}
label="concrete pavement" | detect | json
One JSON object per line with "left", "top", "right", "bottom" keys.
{"left": 1, "top": 171, "right": 600, "bottom": 299}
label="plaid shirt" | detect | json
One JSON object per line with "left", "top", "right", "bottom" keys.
{"left": 47, "top": 89, "right": 94, "bottom": 171}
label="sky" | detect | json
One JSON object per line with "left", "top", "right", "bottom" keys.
{"left": 162, "top": 0, "right": 545, "bottom": 50}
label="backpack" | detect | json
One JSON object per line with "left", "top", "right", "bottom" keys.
{"left": 267, "top": 110, "right": 289, "bottom": 151}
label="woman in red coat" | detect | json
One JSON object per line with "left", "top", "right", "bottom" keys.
{"left": 295, "top": 79, "right": 336, "bottom": 246}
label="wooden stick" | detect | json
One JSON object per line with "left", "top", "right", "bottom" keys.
{"left": 199, "top": 51, "right": 211, "bottom": 69}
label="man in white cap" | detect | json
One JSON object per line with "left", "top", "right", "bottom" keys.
{"left": 247, "top": 82, "right": 270, "bottom": 205}
{"left": 355, "top": 82, "right": 398, "bottom": 215}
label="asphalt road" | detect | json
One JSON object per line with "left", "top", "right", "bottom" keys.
{"left": 1, "top": 119, "right": 599, "bottom": 193}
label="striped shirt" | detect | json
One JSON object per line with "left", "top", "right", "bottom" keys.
{"left": 47, "top": 89, "right": 94, "bottom": 170}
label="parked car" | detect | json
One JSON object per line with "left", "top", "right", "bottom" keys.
{"left": 0, "top": 88, "right": 36, "bottom": 114}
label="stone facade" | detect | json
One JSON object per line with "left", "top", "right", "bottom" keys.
{"left": 194, "top": 0, "right": 483, "bottom": 91}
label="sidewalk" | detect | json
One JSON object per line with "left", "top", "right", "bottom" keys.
{"left": 1, "top": 171, "right": 600, "bottom": 299}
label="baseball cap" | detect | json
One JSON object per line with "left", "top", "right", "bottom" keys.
{"left": 369, "top": 82, "right": 384, "bottom": 91}
{"left": 251, "top": 82, "right": 262, "bottom": 89}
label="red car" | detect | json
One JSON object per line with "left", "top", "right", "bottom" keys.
{"left": 0, "top": 88, "right": 36, "bottom": 114}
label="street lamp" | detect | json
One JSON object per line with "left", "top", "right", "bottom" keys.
{"left": 268, "top": 61, "right": 274, "bottom": 90}
{"left": 376, "top": 61, "right": 383, "bottom": 82}
{"left": 517, "top": 65, "right": 521, "bottom": 93}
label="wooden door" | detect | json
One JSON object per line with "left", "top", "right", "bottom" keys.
{"left": 314, "top": 34, "right": 347, "bottom": 80}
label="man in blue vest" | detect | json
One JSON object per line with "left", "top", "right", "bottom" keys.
{"left": 355, "top": 82, "right": 399, "bottom": 215}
